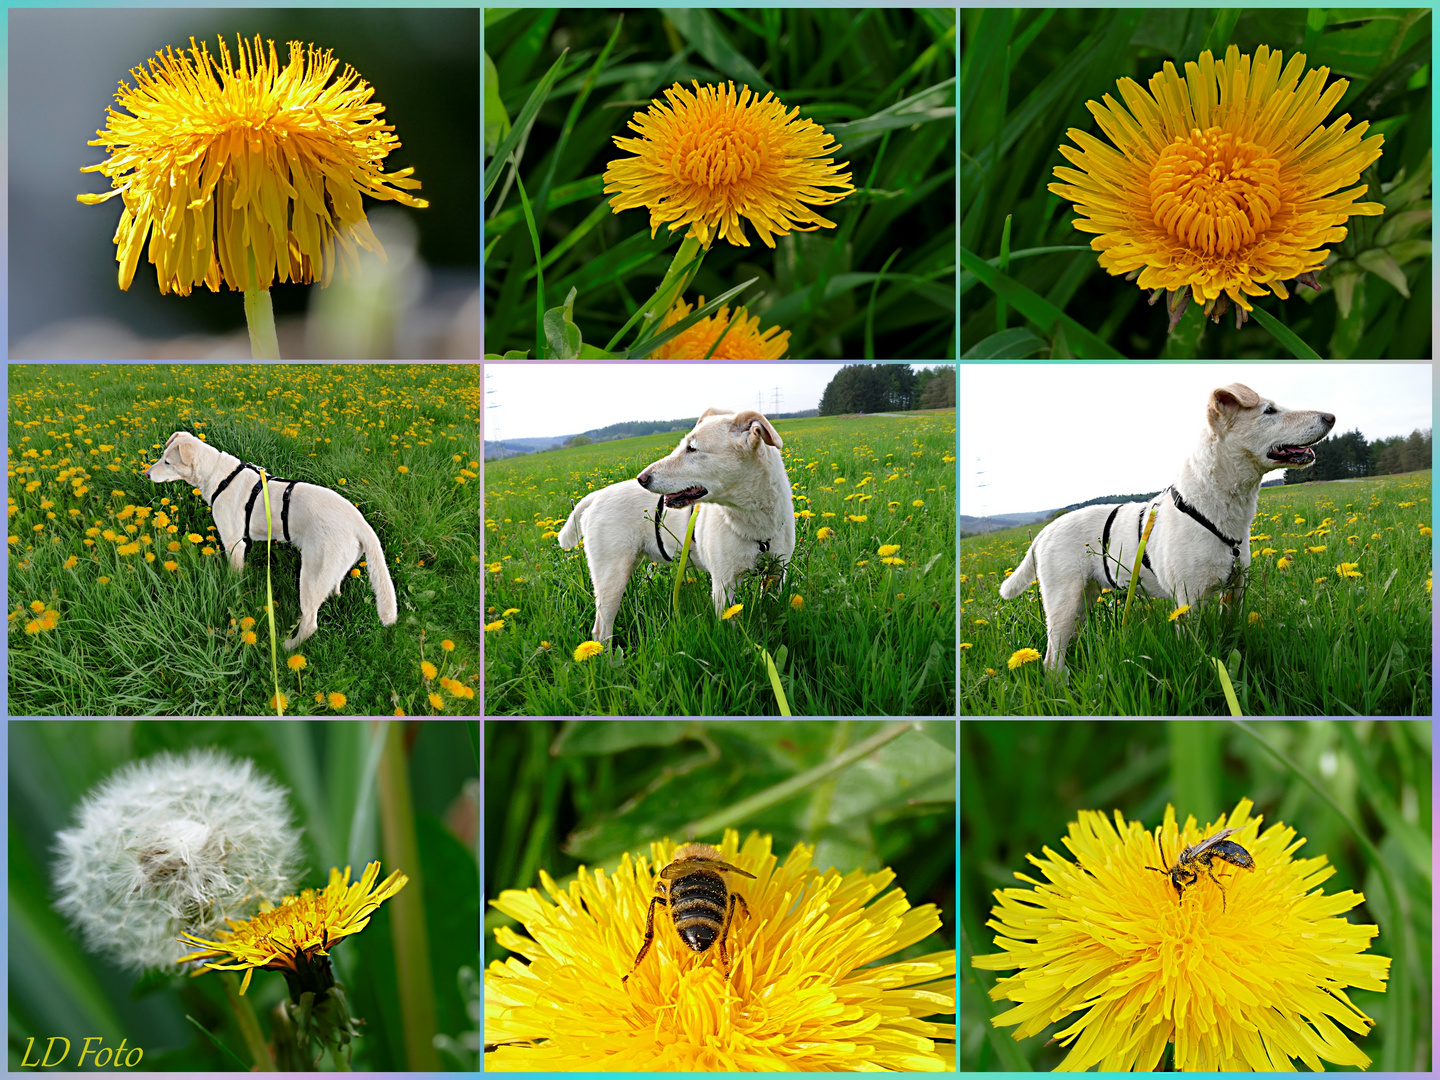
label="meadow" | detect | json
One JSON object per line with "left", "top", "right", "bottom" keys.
{"left": 960, "top": 473, "right": 1433, "bottom": 715}
{"left": 8, "top": 365, "right": 480, "bottom": 716}
{"left": 483, "top": 412, "right": 956, "bottom": 715}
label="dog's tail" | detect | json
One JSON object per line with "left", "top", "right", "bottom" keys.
{"left": 557, "top": 493, "right": 592, "bottom": 550}
{"left": 998, "top": 543, "right": 1038, "bottom": 600}
{"left": 359, "top": 522, "right": 399, "bottom": 626}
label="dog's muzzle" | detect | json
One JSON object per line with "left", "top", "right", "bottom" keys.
{"left": 1267, "top": 444, "right": 1317, "bottom": 466}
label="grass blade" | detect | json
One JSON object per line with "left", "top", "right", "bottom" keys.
{"left": 1248, "top": 304, "right": 1323, "bottom": 359}
{"left": 484, "top": 48, "right": 570, "bottom": 201}
{"left": 959, "top": 245, "right": 1126, "bottom": 358}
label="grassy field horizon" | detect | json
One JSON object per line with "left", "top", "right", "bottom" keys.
{"left": 484, "top": 410, "right": 957, "bottom": 715}
{"left": 961, "top": 470, "right": 1433, "bottom": 715}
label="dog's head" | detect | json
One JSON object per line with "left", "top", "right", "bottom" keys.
{"left": 1208, "top": 384, "right": 1335, "bottom": 475}
{"left": 145, "top": 431, "right": 210, "bottom": 484}
{"left": 635, "top": 409, "right": 784, "bottom": 508}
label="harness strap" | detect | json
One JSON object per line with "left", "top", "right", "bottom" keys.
{"left": 654, "top": 494, "right": 671, "bottom": 562}
{"left": 209, "top": 462, "right": 249, "bottom": 505}
{"left": 1100, "top": 505, "right": 1123, "bottom": 589}
{"left": 241, "top": 480, "right": 264, "bottom": 555}
{"left": 1170, "top": 487, "right": 1242, "bottom": 559}
{"left": 281, "top": 482, "right": 296, "bottom": 544}
{"left": 211, "top": 461, "right": 304, "bottom": 556}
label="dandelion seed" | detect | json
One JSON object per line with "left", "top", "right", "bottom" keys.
{"left": 53, "top": 749, "right": 302, "bottom": 970}
{"left": 1050, "top": 45, "right": 1384, "bottom": 329}
{"left": 78, "top": 35, "right": 426, "bottom": 297}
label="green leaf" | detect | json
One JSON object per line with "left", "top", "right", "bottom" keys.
{"left": 484, "top": 48, "right": 570, "bottom": 201}
{"left": 661, "top": 9, "right": 770, "bottom": 91}
{"left": 959, "top": 327, "right": 1046, "bottom": 359}
{"left": 483, "top": 52, "right": 511, "bottom": 158}
{"left": 958, "top": 246, "right": 1126, "bottom": 358}
{"left": 484, "top": 351, "right": 531, "bottom": 359}
{"left": 1248, "top": 304, "right": 1323, "bottom": 359}
{"left": 1357, "top": 248, "right": 1412, "bottom": 296}
{"left": 543, "top": 288, "right": 584, "bottom": 360}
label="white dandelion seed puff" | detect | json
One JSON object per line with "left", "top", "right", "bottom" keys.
{"left": 53, "top": 748, "right": 304, "bottom": 971}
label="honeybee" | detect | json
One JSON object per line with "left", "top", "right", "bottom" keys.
{"left": 622, "top": 843, "right": 756, "bottom": 983}
{"left": 1145, "top": 827, "right": 1255, "bottom": 912}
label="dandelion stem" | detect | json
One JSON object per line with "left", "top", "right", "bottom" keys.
{"left": 220, "top": 970, "right": 274, "bottom": 1070}
{"left": 244, "top": 249, "right": 281, "bottom": 359}
{"left": 631, "top": 233, "right": 704, "bottom": 350}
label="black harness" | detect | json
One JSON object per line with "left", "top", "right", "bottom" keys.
{"left": 1099, "top": 486, "right": 1243, "bottom": 590}
{"left": 651, "top": 494, "right": 772, "bottom": 562}
{"left": 208, "top": 460, "right": 304, "bottom": 555}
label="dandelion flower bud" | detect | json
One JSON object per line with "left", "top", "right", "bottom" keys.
{"left": 53, "top": 748, "right": 303, "bottom": 971}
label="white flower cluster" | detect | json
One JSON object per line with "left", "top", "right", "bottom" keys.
{"left": 53, "top": 748, "right": 303, "bottom": 971}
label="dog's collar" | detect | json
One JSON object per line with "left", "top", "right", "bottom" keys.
{"left": 1169, "top": 486, "right": 1242, "bottom": 560}
{"left": 652, "top": 496, "right": 771, "bottom": 560}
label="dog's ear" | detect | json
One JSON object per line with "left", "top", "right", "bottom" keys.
{"left": 729, "top": 410, "right": 783, "bottom": 450}
{"left": 1209, "top": 384, "right": 1259, "bottom": 428}
{"left": 175, "top": 433, "right": 200, "bottom": 467}
{"left": 697, "top": 407, "right": 731, "bottom": 423}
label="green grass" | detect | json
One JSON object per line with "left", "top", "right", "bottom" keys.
{"left": 484, "top": 412, "right": 957, "bottom": 715}
{"left": 7, "top": 365, "right": 479, "bottom": 716}
{"left": 484, "top": 8, "right": 956, "bottom": 359}
{"left": 960, "top": 472, "right": 1433, "bottom": 714}
{"left": 960, "top": 8, "right": 1433, "bottom": 359}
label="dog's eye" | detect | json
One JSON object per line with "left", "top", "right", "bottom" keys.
{"left": 1264, "top": 405, "right": 1278, "bottom": 414}
{"left": 686, "top": 444, "right": 697, "bottom": 453}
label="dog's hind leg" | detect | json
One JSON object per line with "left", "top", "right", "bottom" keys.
{"left": 587, "top": 548, "right": 637, "bottom": 643}
{"left": 1039, "top": 577, "right": 1087, "bottom": 672}
{"left": 285, "top": 554, "right": 341, "bottom": 650}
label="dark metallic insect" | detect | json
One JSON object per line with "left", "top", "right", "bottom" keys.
{"left": 623, "top": 843, "right": 755, "bottom": 983}
{"left": 1145, "top": 827, "right": 1255, "bottom": 912}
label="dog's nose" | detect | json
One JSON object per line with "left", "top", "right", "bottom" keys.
{"left": 637, "top": 470, "right": 653, "bottom": 488}
{"left": 1320, "top": 413, "right": 1336, "bottom": 427}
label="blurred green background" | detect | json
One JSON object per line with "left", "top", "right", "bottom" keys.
{"left": 484, "top": 720, "right": 956, "bottom": 968}
{"left": 960, "top": 720, "right": 1431, "bottom": 1071}
{"left": 9, "top": 720, "right": 479, "bottom": 1072}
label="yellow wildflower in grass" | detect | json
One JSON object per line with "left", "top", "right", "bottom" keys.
{"left": 881, "top": 556, "right": 906, "bottom": 566}
{"left": 1277, "top": 556, "right": 1293, "bottom": 570}
{"left": 1307, "top": 545, "right": 1327, "bottom": 553}
{"left": 29, "top": 600, "right": 45, "bottom": 614}
{"left": 242, "top": 630, "right": 258, "bottom": 645}
{"left": 485, "top": 830, "right": 953, "bottom": 1070}
{"left": 78, "top": 35, "right": 426, "bottom": 296}
{"left": 972, "top": 799, "right": 1389, "bottom": 1069}
{"left": 427, "top": 692, "right": 444, "bottom": 710}
{"left": 421, "top": 660, "right": 438, "bottom": 680}
{"left": 501, "top": 609, "right": 519, "bottom": 618}
{"left": 240, "top": 615, "right": 256, "bottom": 630}
{"left": 163, "top": 559, "right": 178, "bottom": 571}
{"left": 269, "top": 691, "right": 289, "bottom": 713}
{"left": 721, "top": 603, "right": 744, "bottom": 620}
{"left": 878, "top": 544, "right": 901, "bottom": 557}
{"left": 790, "top": 594, "right": 804, "bottom": 610}
{"left": 441, "top": 639, "right": 455, "bottom": 651}
{"left": 327, "top": 691, "right": 347, "bottom": 710}
{"left": 815, "top": 527, "right": 835, "bottom": 541}
{"left": 647, "top": 296, "right": 790, "bottom": 359}
{"left": 397, "top": 465, "right": 409, "bottom": 474}
{"left": 603, "top": 81, "right": 854, "bottom": 249}
{"left": 1007, "top": 647, "right": 1041, "bottom": 670}
{"left": 845, "top": 514, "right": 868, "bottom": 523}
{"left": 1168, "top": 604, "right": 1191, "bottom": 621}
{"left": 97, "top": 576, "right": 111, "bottom": 585}
{"left": 179, "top": 861, "right": 407, "bottom": 995}
{"left": 1337, "top": 562, "right": 1363, "bottom": 578}
{"left": 484, "top": 619, "right": 505, "bottom": 632}
{"left": 1049, "top": 45, "right": 1385, "bottom": 329}
{"left": 287, "top": 654, "right": 307, "bottom": 671}
{"left": 573, "top": 640, "right": 604, "bottom": 663}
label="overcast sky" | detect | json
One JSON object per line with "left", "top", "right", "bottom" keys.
{"left": 483, "top": 363, "right": 853, "bottom": 441}
{"left": 960, "top": 364, "right": 1433, "bottom": 517}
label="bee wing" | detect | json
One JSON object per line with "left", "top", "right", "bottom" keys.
{"left": 662, "top": 858, "right": 756, "bottom": 879}
{"left": 1191, "top": 827, "right": 1239, "bottom": 852}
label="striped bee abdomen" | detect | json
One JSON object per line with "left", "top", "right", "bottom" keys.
{"left": 670, "top": 869, "right": 727, "bottom": 951}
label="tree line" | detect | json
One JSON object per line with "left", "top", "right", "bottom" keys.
{"left": 818, "top": 365, "right": 955, "bottom": 415}
{"left": 1290, "top": 427, "right": 1432, "bottom": 483}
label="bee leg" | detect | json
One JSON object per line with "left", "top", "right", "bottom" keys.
{"left": 718, "top": 893, "right": 751, "bottom": 980}
{"left": 1205, "top": 864, "right": 1229, "bottom": 913}
{"left": 622, "top": 891, "right": 667, "bottom": 984}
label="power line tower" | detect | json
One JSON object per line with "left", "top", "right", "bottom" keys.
{"left": 772, "top": 386, "right": 782, "bottom": 414}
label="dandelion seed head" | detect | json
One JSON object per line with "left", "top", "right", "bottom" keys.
{"left": 53, "top": 748, "right": 303, "bottom": 970}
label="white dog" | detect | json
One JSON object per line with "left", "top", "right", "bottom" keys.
{"left": 999, "top": 384, "right": 1334, "bottom": 671}
{"left": 145, "top": 432, "right": 398, "bottom": 649}
{"left": 557, "top": 409, "right": 796, "bottom": 643}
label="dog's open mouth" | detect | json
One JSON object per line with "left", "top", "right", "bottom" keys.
{"left": 1267, "top": 444, "right": 1317, "bottom": 466}
{"left": 663, "top": 486, "right": 708, "bottom": 508}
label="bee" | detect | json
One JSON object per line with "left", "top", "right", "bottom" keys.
{"left": 623, "top": 843, "right": 755, "bottom": 983}
{"left": 1145, "top": 827, "right": 1255, "bottom": 912}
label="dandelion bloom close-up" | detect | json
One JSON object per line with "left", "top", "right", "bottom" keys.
{"left": 647, "top": 295, "right": 790, "bottom": 359}
{"left": 1049, "top": 45, "right": 1385, "bottom": 329}
{"left": 972, "top": 799, "right": 1390, "bottom": 1070}
{"left": 485, "top": 830, "right": 954, "bottom": 1069}
{"left": 604, "top": 80, "right": 854, "bottom": 249}
{"left": 78, "top": 34, "right": 428, "bottom": 296}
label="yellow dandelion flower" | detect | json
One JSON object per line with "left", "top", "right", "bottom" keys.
{"left": 648, "top": 296, "right": 789, "bottom": 360}
{"left": 1007, "top": 647, "right": 1041, "bottom": 670}
{"left": 178, "top": 861, "right": 407, "bottom": 996}
{"left": 973, "top": 800, "right": 1389, "bottom": 1069}
{"left": 815, "top": 527, "right": 835, "bottom": 540}
{"left": 604, "top": 77, "right": 854, "bottom": 246}
{"left": 421, "top": 660, "right": 438, "bottom": 680}
{"left": 484, "top": 619, "right": 505, "bottom": 632}
{"left": 573, "top": 640, "right": 604, "bottom": 662}
{"left": 441, "top": 639, "right": 455, "bottom": 651}
{"left": 790, "top": 595, "right": 804, "bottom": 610}
{"left": 1168, "top": 603, "right": 1191, "bottom": 621}
{"left": 721, "top": 603, "right": 744, "bottom": 620}
{"left": 1049, "top": 45, "right": 1385, "bottom": 329}
{"left": 877, "top": 544, "right": 901, "bottom": 557}
{"left": 327, "top": 691, "right": 347, "bottom": 710}
{"left": 1337, "top": 561, "right": 1363, "bottom": 578}
{"left": 78, "top": 35, "right": 426, "bottom": 297}
{"left": 286, "top": 654, "right": 307, "bottom": 671}
{"left": 427, "top": 692, "right": 444, "bottom": 710}
{"left": 485, "top": 830, "right": 952, "bottom": 1070}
